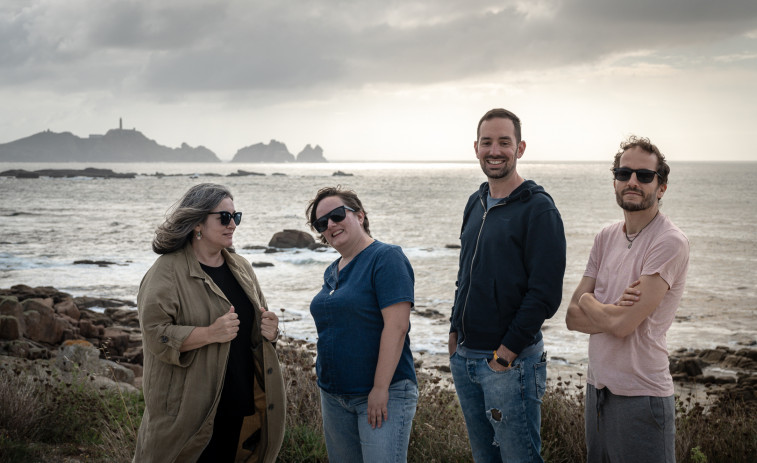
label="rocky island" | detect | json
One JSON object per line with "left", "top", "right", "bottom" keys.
{"left": 0, "top": 121, "right": 328, "bottom": 163}
{"left": 231, "top": 140, "right": 327, "bottom": 163}
{"left": 0, "top": 126, "right": 220, "bottom": 163}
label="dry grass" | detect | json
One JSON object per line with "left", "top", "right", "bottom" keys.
{"left": 2, "top": 340, "right": 754, "bottom": 462}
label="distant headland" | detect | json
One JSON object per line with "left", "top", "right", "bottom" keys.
{"left": 0, "top": 119, "right": 328, "bottom": 163}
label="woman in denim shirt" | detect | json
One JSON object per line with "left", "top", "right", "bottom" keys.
{"left": 306, "top": 186, "right": 418, "bottom": 463}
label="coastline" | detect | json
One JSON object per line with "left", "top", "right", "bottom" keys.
{"left": 2, "top": 284, "right": 754, "bottom": 408}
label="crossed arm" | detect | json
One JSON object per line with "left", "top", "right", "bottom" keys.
{"left": 565, "top": 273, "right": 670, "bottom": 338}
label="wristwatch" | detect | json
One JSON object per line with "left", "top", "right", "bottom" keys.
{"left": 493, "top": 350, "right": 512, "bottom": 368}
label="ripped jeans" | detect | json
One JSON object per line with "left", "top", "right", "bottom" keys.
{"left": 450, "top": 350, "right": 546, "bottom": 463}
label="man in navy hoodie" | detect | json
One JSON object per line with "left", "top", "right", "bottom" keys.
{"left": 449, "top": 108, "right": 566, "bottom": 463}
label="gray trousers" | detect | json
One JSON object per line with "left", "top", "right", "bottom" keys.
{"left": 585, "top": 384, "right": 676, "bottom": 463}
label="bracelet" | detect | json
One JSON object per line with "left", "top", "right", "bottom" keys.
{"left": 493, "top": 350, "right": 512, "bottom": 368}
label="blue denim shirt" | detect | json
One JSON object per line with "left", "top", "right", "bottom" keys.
{"left": 310, "top": 240, "right": 417, "bottom": 395}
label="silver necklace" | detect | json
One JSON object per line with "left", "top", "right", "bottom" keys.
{"left": 625, "top": 211, "right": 659, "bottom": 249}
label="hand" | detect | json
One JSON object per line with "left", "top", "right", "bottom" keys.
{"left": 488, "top": 345, "right": 516, "bottom": 372}
{"left": 615, "top": 280, "right": 642, "bottom": 306}
{"left": 208, "top": 306, "right": 239, "bottom": 343}
{"left": 259, "top": 306, "right": 279, "bottom": 341}
{"left": 367, "top": 386, "right": 389, "bottom": 429}
{"left": 448, "top": 332, "right": 458, "bottom": 357}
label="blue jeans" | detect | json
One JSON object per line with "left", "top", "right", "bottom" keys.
{"left": 450, "top": 351, "right": 547, "bottom": 463}
{"left": 320, "top": 379, "right": 418, "bottom": 463}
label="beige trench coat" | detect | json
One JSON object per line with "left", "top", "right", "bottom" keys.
{"left": 134, "top": 243, "right": 285, "bottom": 463}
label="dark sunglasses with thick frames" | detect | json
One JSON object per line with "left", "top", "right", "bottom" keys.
{"left": 313, "top": 205, "right": 356, "bottom": 233}
{"left": 613, "top": 167, "right": 662, "bottom": 184}
{"left": 208, "top": 211, "right": 242, "bottom": 226}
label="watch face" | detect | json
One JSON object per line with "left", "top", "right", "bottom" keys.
{"left": 496, "top": 357, "right": 509, "bottom": 367}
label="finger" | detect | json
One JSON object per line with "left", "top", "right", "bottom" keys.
{"left": 229, "top": 306, "right": 235, "bottom": 313}
{"left": 259, "top": 306, "right": 267, "bottom": 312}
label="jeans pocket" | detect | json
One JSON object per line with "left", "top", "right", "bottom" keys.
{"left": 648, "top": 396, "right": 666, "bottom": 430}
{"left": 534, "top": 361, "right": 547, "bottom": 399}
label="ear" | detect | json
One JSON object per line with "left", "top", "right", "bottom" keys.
{"left": 657, "top": 182, "right": 668, "bottom": 199}
{"left": 516, "top": 140, "right": 526, "bottom": 159}
{"left": 473, "top": 140, "right": 480, "bottom": 158}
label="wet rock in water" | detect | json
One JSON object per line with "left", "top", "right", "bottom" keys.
{"left": 268, "top": 229, "right": 316, "bottom": 249}
{"left": 445, "top": 244, "right": 461, "bottom": 249}
{"left": 332, "top": 170, "right": 353, "bottom": 176}
{"left": 227, "top": 169, "right": 265, "bottom": 177}
{"left": 73, "top": 295, "right": 136, "bottom": 309}
{"left": 73, "top": 259, "right": 118, "bottom": 267}
{"left": 252, "top": 262, "right": 274, "bottom": 268}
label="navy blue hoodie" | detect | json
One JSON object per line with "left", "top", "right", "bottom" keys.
{"left": 450, "top": 180, "right": 566, "bottom": 354}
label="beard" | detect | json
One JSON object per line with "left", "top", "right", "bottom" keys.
{"left": 480, "top": 157, "right": 516, "bottom": 180}
{"left": 616, "top": 186, "right": 657, "bottom": 211}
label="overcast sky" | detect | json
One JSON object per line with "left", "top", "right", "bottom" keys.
{"left": 2, "top": 0, "right": 756, "bottom": 161}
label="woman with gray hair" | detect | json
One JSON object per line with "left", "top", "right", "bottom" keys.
{"left": 134, "top": 183, "right": 285, "bottom": 463}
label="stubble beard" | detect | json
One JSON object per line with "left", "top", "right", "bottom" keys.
{"left": 616, "top": 187, "right": 657, "bottom": 211}
{"left": 481, "top": 158, "right": 515, "bottom": 180}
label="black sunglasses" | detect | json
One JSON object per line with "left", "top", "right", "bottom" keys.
{"left": 613, "top": 167, "right": 661, "bottom": 184}
{"left": 208, "top": 211, "right": 242, "bottom": 226}
{"left": 313, "top": 205, "right": 355, "bottom": 233}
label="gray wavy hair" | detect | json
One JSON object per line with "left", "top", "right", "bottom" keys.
{"left": 152, "top": 183, "right": 234, "bottom": 254}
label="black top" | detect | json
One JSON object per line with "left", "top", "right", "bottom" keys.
{"left": 201, "top": 261, "right": 256, "bottom": 416}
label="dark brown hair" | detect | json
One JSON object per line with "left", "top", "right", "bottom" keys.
{"left": 477, "top": 108, "right": 522, "bottom": 143}
{"left": 306, "top": 186, "right": 370, "bottom": 244}
{"left": 612, "top": 136, "right": 670, "bottom": 186}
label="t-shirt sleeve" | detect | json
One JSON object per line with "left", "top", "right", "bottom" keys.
{"left": 585, "top": 232, "right": 604, "bottom": 279}
{"left": 641, "top": 230, "right": 690, "bottom": 288}
{"left": 373, "top": 245, "right": 415, "bottom": 309}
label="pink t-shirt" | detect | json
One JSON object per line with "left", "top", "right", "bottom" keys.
{"left": 585, "top": 213, "right": 689, "bottom": 396}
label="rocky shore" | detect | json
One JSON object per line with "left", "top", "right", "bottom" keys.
{"left": 1, "top": 284, "right": 755, "bottom": 407}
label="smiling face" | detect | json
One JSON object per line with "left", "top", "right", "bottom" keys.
{"left": 314, "top": 195, "right": 367, "bottom": 252}
{"left": 474, "top": 117, "right": 524, "bottom": 180}
{"left": 614, "top": 147, "right": 667, "bottom": 212}
{"left": 194, "top": 196, "right": 237, "bottom": 253}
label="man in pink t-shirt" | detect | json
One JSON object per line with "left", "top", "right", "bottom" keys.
{"left": 566, "top": 136, "right": 689, "bottom": 463}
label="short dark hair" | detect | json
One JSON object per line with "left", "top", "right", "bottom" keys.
{"left": 306, "top": 186, "right": 371, "bottom": 244}
{"left": 612, "top": 136, "right": 670, "bottom": 186}
{"left": 477, "top": 108, "right": 522, "bottom": 143}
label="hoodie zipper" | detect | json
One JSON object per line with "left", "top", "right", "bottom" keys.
{"left": 459, "top": 195, "right": 507, "bottom": 345}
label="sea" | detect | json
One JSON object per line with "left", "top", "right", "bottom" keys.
{"left": 1, "top": 161, "right": 755, "bottom": 369}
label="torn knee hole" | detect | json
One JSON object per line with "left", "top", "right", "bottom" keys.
{"left": 489, "top": 408, "right": 502, "bottom": 421}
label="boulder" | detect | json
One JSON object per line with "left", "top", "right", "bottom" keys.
{"left": 56, "top": 340, "right": 101, "bottom": 372}
{"left": 268, "top": 229, "right": 316, "bottom": 249}
{"left": 0, "top": 315, "right": 21, "bottom": 340}
{"left": 104, "top": 307, "right": 139, "bottom": 328}
{"left": 699, "top": 348, "right": 728, "bottom": 363}
{"left": 23, "top": 304, "right": 70, "bottom": 345}
{"left": 78, "top": 318, "right": 102, "bottom": 338}
{"left": 54, "top": 298, "right": 81, "bottom": 321}
{"left": 102, "top": 327, "right": 131, "bottom": 356}
{"left": 99, "top": 359, "right": 135, "bottom": 385}
{"left": 670, "top": 357, "right": 703, "bottom": 377}
{"left": 0, "top": 296, "right": 25, "bottom": 332}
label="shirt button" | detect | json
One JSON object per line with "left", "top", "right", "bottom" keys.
{"left": 268, "top": 404, "right": 274, "bottom": 411}
{"left": 267, "top": 368, "right": 273, "bottom": 374}
{"left": 160, "top": 335, "right": 168, "bottom": 343}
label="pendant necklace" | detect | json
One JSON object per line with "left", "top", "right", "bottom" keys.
{"left": 625, "top": 211, "right": 659, "bottom": 249}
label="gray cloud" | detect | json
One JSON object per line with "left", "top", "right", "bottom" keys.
{"left": 1, "top": 0, "right": 756, "bottom": 97}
